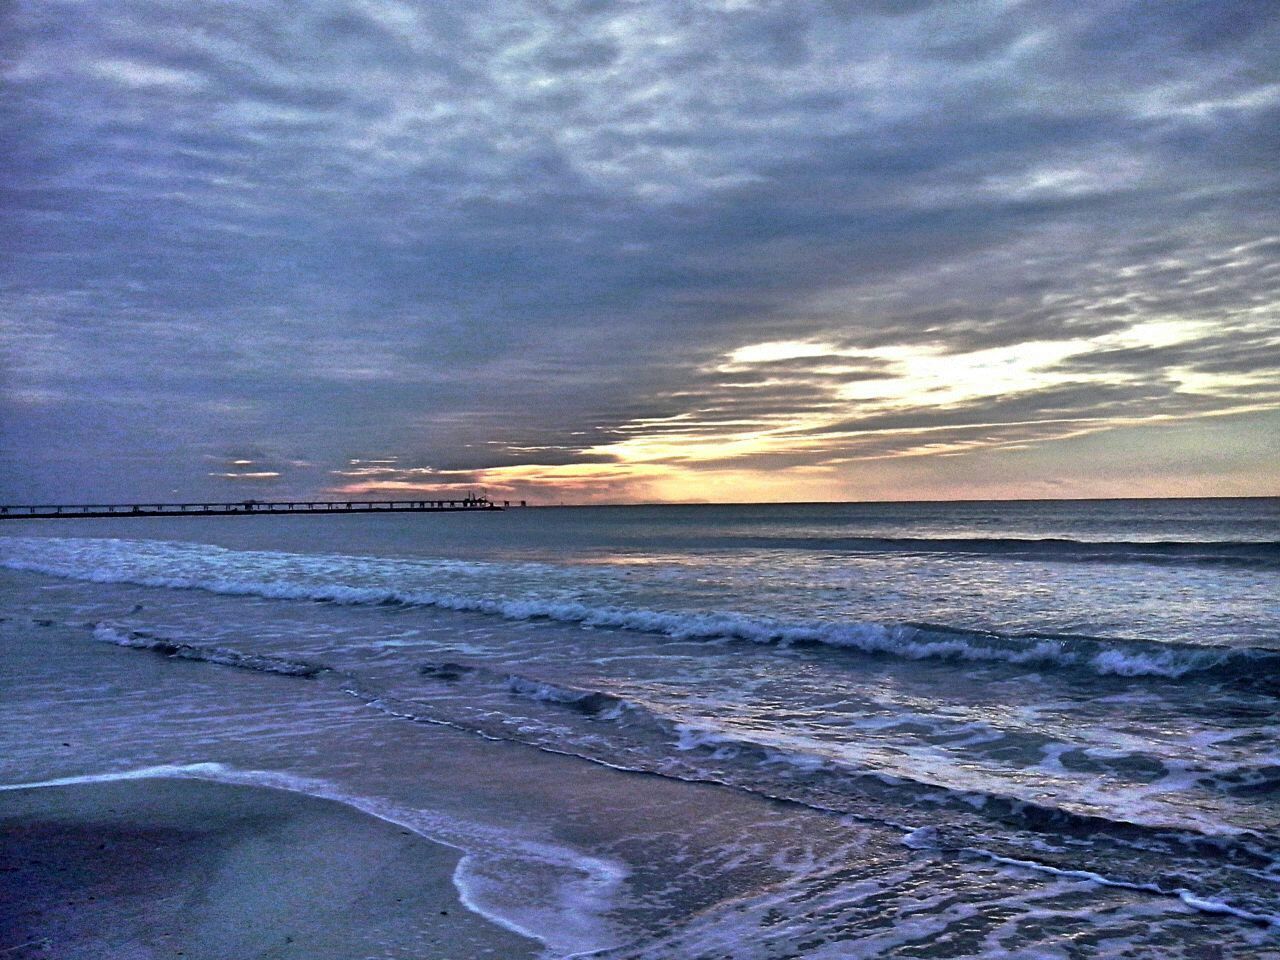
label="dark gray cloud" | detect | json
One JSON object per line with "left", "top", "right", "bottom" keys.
{"left": 1, "top": 0, "right": 1277, "bottom": 501}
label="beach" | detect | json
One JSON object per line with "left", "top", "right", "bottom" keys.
{"left": 1, "top": 778, "right": 538, "bottom": 959}
{"left": 1, "top": 500, "right": 1277, "bottom": 957}
{"left": 8, "top": 0, "right": 1278, "bottom": 952}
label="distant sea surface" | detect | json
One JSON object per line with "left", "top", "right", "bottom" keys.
{"left": 3, "top": 498, "right": 1278, "bottom": 957}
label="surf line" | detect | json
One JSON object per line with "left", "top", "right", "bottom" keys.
{"left": 0, "top": 763, "right": 625, "bottom": 953}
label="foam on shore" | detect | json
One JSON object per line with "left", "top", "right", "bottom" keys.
{"left": 5, "top": 536, "right": 1276, "bottom": 690}
{"left": 0, "top": 774, "right": 542, "bottom": 959}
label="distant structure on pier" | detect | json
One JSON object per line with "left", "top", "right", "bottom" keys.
{"left": 0, "top": 496, "right": 521, "bottom": 520}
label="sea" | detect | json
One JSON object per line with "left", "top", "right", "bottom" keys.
{"left": 2, "top": 498, "right": 1278, "bottom": 958}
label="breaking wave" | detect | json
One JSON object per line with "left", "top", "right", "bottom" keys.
{"left": 93, "top": 625, "right": 328, "bottom": 677}
{"left": 78, "top": 623, "right": 1280, "bottom": 870}
{"left": 3, "top": 537, "right": 1276, "bottom": 693}
{"left": 68, "top": 624, "right": 1280, "bottom": 925}
{"left": 494, "top": 672, "right": 1280, "bottom": 864}
{"left": 697, "top": 535, "right": 1280, "bottom": 568}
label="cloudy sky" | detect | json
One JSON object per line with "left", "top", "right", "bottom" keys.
{"left": 3, "top": 0, "right": 1278, "bottom": 504}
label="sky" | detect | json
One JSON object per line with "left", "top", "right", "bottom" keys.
{"left": 2, "top": 0, "right": 1278, "bottom": 504}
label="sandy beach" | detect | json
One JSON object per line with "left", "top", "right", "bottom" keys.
{"left": 0, "top": 777, "right": 539, "bottom": 960}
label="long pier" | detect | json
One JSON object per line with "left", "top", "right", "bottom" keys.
{"left": 0, "top": 498, "right": 504, "bottom": 520}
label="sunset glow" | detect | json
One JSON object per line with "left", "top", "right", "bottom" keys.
{"left": 3, "top": 3, "right": 1276, "bottom": 504}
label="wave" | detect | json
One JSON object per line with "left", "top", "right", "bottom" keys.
{"left": 83, "top": 624, "right": 1280, "bottom": 870}
{"left": 973, "top": 852, "right": 1280, "bottom": 928}
{"left": 0, "top": 762, "right": 626, "bottom": 953}
{"left": 93, "top": 625, "right": 328, "bottom": 677}
{"left": 71, "top": 620, "right": 1280, "bottom": 925}
{"left": 4, "top": 540, "right": 1277, "bottom": 693}
{"left": 505, "top": 674, "right": 630, "bottom": 719}
{"left": 496, "top": 671, "right": 1280, "bottom": 864}
{"left": 699, "top": 534, "right": 1280, "bottom": 568}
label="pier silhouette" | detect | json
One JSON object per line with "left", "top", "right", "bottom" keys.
{"left": 0, "top": 497, "right": 507, "bottom": 520}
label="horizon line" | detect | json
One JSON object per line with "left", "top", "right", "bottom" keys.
{"left": 4, "top": 492, "right": 1276, "bottom": 511}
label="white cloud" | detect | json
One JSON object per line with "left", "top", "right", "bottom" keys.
{"left": 90, "top": 58, "right": 205, "bottom": 90}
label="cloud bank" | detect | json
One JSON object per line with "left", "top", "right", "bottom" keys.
{"left": 2, "top": 0, "right": 1277, "bottom": 502}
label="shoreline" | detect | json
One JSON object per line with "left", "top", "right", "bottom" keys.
{"left": 0, "top": 776, "right": 541, "bottom": 960}
{"left": 2, "top": 552, "right": 1276, "bottom": 958}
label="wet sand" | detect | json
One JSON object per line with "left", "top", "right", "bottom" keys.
{"left": 0, "top": 777, "right": 540, "bottom": 959}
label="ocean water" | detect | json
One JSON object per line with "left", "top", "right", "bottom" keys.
{"left": 1, "top": 498, "right": 1278, "bottom": 957}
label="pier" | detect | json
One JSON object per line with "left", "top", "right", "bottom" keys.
{"left": 0, "top": 497, "right": 504, "bottom": 520}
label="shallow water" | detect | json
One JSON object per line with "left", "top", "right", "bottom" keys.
{"left": 2, "top": 498, "right": 1277, "bottom": 956}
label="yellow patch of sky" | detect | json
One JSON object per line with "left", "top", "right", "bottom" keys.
{"left": 331, "top": 460, "right": 673, "bottom": 503}
{"left": 585, "top": 318, "right": 1218, "bottom": 472}
{"left": 732, "top": 318, "right": 1204, "bottom": 406}
{"left": 338, "top": 318, "right": 1263, "bottom": 503}
{"left": 727, "top": 340, "right": 836, "bottom": 364}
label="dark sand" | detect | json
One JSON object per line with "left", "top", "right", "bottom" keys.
{"left": 0, "top": 777, "right": 540, "bottom": 959}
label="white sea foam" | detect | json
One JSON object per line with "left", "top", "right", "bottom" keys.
{"left": 0, "top": 763, "right": 628, "bottom": 954}
{"left": 505, "top": 675, "right": 630, "bottom": 719}
{"left": 2, "top": 536, "right": 1266, "bottom": 684}
{"left": 978, "top": 851, "right": 1280, "bottom": 927}
{"left": 64, "top": 611, "right": 1280, "bottom": 854}
{"left": 0, "top": 762, "right": 235, "bottom": 792}
{"left": 900, "top": 825, "right": 944, "bottom": 849}
{"left": 92, "top": 624, "right": 326, "bottom": 676}
{"left": 1090, "top": 647, "right": 1231, "bottom": 677}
